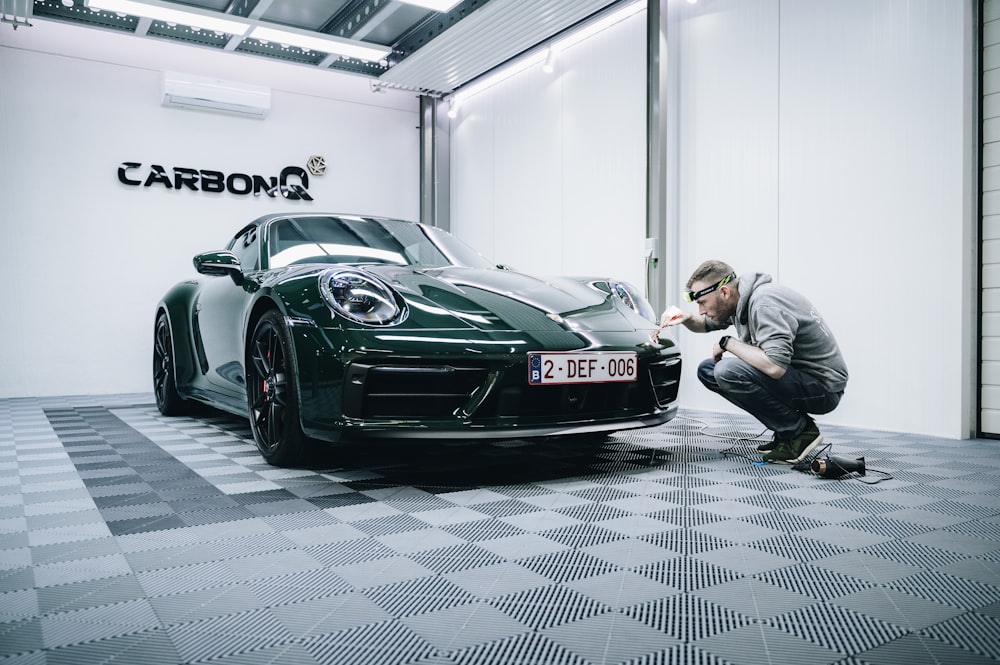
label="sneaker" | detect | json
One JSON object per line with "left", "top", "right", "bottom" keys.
{"left": 757, "top": 433, "right": 781, "bottom": 452}
{"left": 761, "top": 439, "right": 798, "bottom": 464}
{"left": 763, "top": 420, "right": 823, "bottom": 464}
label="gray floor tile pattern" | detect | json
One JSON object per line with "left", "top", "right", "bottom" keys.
{"left": 0, "top": 393, "right": 999, "bottom": 663}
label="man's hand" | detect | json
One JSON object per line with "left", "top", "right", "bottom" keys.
{"left": 649, "top": 305, "right": 689, "bottom": 343}
{"left": 659, "top": 305, "right": 687, "bottom": 327}
{"left": 712, "top": 340, "right": 725, "bottom": 362}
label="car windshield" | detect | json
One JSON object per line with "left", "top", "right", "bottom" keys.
{"left": 266, "top": 215, "right": 495, "bottom": 270}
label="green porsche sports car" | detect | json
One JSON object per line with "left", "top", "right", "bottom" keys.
{"left": 153, "top": 213, "right": 682, "bottom": 466}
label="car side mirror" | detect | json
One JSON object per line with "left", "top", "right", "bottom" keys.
{"left": 193, "top": 251, "right": 244, "bottom": 285}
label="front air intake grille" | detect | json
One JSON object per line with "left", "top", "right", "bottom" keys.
{"left": 343, "top": 364, "right": 489, "bottom": 419}
{"left": 649, "top": 357, "right": 682, "bottom": 407}
{"left": 486, "top": 381, "right": 648, "bottom": 419}
{"left": 342, "top": 354, "right": 681, "bottom": 423}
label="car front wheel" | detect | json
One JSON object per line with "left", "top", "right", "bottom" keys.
{"left": 247, "top": 310, "right": 306, "bottom": 466}
{"left": 153, "top": 312, "right": 187, "bottom": 416}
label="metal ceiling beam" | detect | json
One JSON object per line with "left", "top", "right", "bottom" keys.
{"left": 223, "top": 0, "right": 273, "bottom": 49}
{"left": 350, "top": 3, "right": 407, "bottom": 41}
{"left": 323, "top": 0, "right": 393, "bottom": 40}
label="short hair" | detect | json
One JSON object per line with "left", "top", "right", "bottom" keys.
{"left": 686, "top": 260, "right": 735, "bottom": 290}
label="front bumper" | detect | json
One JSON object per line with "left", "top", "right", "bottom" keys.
{"left": 289, "top": 322, "right": 681, "bottom": 442}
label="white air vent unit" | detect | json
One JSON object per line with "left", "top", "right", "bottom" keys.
{"left": 161, "top": 72, "right": 271, "bottom": 119}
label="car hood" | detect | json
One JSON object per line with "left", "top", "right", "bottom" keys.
{"left": 351, "top": 264, "right": 646, "bottom": 333}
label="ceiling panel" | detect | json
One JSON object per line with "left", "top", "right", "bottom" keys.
{"left": 18, "top": 0, "right": 632, "bottom": 95}
{"left": 351, "top": 3, "right": 432, "bottom": 45}
{"left": 256, "top": 0, "right": 351, "bottom": 31}
{"left": 172, "top": 0, "right": 230, "bottom": 11}
{"left": 378, "top": 0, "right": 622, "bottom": 94}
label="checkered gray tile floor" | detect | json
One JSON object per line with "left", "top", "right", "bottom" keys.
{"left": 1, "top": 393, "right": 999, "bottom": 664}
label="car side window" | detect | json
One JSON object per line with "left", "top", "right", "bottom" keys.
{"left": 231, "top": 227, "right": 260, "bottom": 272}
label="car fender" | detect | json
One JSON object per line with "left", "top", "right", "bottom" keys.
{"left": 156, "top": 280, "right": 203, "bottom": 394}
{"left": 244, "top": 283, "right": 317, "bottom": 363}
{"left": 243, "top": 289, "right": 293, "bottom": 351}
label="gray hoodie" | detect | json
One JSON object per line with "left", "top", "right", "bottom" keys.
{"left": 706, "top": 273, "right": 848, "bottom": 394}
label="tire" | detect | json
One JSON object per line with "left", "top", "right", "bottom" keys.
{"left": 153, "top": 312, "right": 188, "bottom": 416}
{"left": 246, "top": 310, "right": 307, "bottom": 466}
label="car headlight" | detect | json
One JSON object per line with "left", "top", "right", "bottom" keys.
{"left": 319, "top": 269, "right": 406, "bottom": 325}
{"left": 610, "top": 280, "right": 657, "bottom": 323}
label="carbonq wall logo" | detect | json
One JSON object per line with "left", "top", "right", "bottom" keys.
{"left": 117, "top": 157, "right": 327, "bottom": 201}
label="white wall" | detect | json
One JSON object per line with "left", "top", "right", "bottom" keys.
{"left": 449, "top": 0, "right": 974, "bottom": 439}
{"left": 668, "top": 0, "right": 973, "bottom": 439}
{"left": 0, "top": 21, "right": 420, "bottom": 398}
{"left": 780, "top": 0, "right": 970, "bottom": 439}
{"left": 450, "top": 10, "right": 649, "bottom": 291}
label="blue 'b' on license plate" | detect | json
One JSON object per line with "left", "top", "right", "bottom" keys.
{"left": 529, "top": 354, "right": 542, "bottom": 384}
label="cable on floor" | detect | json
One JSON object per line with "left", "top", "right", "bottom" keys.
{"left": 677, "top": 415, "right": 894, "bottom": 483}
{"left": 676, "top": 415, "right": 769, "bottom": 463}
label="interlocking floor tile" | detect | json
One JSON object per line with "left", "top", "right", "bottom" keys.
{"left": 542, "top": 611, "right": 675, "bottom": 663}
{"left": 406, "top": 602, "right": 531, "bottom": 650}
{"left": 0, "top": 396, "right": 998, "bottom": 664}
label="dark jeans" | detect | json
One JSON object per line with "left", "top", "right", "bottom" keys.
{"left": 697, "top": 357, "right": 841, "bottom": 439}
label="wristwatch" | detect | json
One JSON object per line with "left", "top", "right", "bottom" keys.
{"left": 719, "top": 335, "right": 731, "bottom": 351}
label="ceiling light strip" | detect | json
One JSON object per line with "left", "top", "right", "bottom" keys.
{"left": 395, "top": 0, "right": 462, "bottom": 11}
{"left": 249, "top": 25, "right": 390, "bottom": 62}
{"left": 87, "top": 0, "right": 249, "bottom": 35}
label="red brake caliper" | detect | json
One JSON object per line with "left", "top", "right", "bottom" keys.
{"left": 262, "top": 351, "right": 270, "bottom": 397}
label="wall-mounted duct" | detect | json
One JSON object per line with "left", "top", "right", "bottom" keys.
{"left": 161, "top": 71, "right": 271, "bottom": 119}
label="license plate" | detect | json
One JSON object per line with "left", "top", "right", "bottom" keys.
{"left": 528, "top": 352, "right": 637, "bottom": 385}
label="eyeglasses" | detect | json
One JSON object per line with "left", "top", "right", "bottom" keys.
{"left": 684, "top": 272, "right": 736, "bottom": 302}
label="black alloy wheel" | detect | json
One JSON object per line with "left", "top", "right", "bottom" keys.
{"left": 247, "top": 310, "right": 306, "bottom": 466}
{"left": 153, "top": 312, "right": 186, "bottom": 415}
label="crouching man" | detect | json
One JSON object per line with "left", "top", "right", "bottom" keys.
{"left": 659, "top": 260, "right": 848, "bottom": 463}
